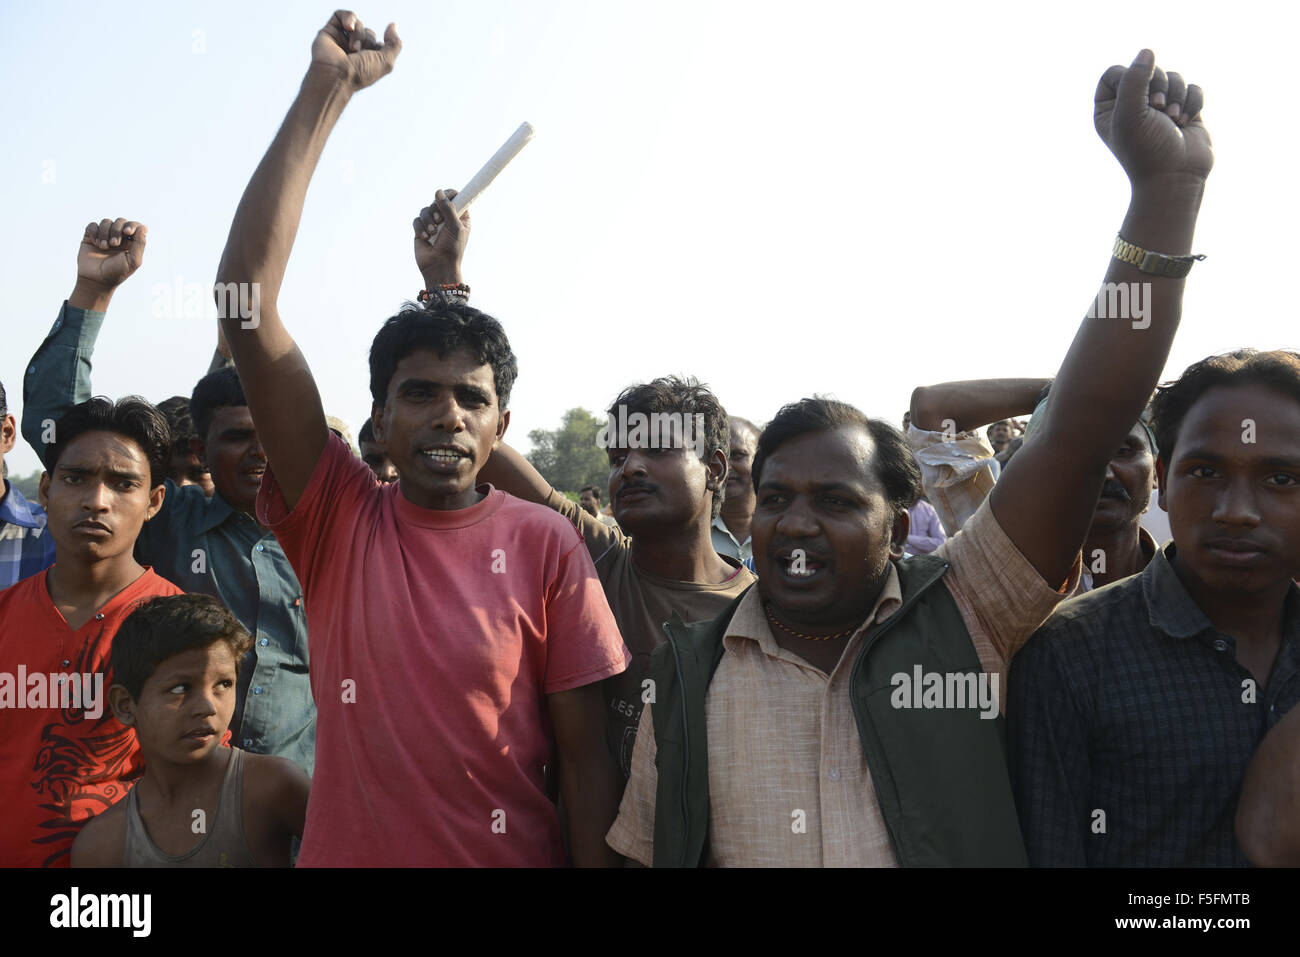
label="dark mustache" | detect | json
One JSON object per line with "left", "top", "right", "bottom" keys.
{"left": 618, "top": 481, "right": 656, "bottom": 498}
{"left": 1098, "top": 479, "right": 1130, "bottom": 502}
{"left": 769, "top": 542, "right": 827, "bottom": 564}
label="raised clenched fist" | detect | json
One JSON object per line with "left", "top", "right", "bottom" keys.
{"left": 311, "top": 10, "right": 401, "bottom": 90}
{"left": 1094, "top": 50, "right": 1213, "bottom": 190}
{"left": 77, "top": 218, "right": 147, "bottom": 291}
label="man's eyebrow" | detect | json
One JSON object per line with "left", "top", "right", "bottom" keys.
{"left": 1177, "top": 447, "right": 1225, "bottom": 463}
{"left": 1178, "top": 447, "right": 1300, "bottom": 468}
{"left": 454, "top": 383, "right": 493, "bottom": 403}
{"left": 397, "top": 377, "right": 494, "bottom": 405}
{"left": 808, "top": 480, "right": 869, "bottom": 495}
{"left": 1259, "top": 456, "right": 1300, "bottom": 470}
{"left": 57, "top": 464, "right": 148, "bottom": 481}
{"left": 397, "top": 377, "right": 436, "bottom": 391}
{"left": 757, "top": 478, "right": 867, "bottom": 495}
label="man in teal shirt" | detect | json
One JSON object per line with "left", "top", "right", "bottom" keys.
{"left": 22, "top": 217, "right": 315, "bottom": 775}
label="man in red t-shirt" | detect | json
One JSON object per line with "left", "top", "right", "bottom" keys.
{"left": 0, "top": 387, "right": 181, "bottom": 867}
{"left": 215, "top": 14, "right": 629, "bottom": 866}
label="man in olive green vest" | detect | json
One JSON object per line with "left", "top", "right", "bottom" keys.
{"left": 605, "top": 47, "right": 1211, "bottom": 866}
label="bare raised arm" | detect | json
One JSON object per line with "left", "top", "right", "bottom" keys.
{"left": 477, "top": 441, "right": 560, "bottom": 505}
{"left": 990, "top": 50, "right": 1211, "bottom": 586}
{"left": 909, "top": 378, "right": 1051, "bottom": 434}
{"left": 215, "top": 10, "right": 401, "bottom": 510}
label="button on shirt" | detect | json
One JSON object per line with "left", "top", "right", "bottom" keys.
{"left": 21, "top": 302, "right": 315, "bottom": 775}
{"left": 1009, "top": 542, "right": 1300, "bottom": 867}
{"left": 0, "top": 480, "right": 56, "bottom": 590}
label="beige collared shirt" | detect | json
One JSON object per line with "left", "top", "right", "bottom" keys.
{"left": 606, "top": 497, "right": 1081, "bottom": 867}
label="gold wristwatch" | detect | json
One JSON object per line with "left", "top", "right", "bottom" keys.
{"left": 1113, "top": 235, "right": 1205, "bottom": 279}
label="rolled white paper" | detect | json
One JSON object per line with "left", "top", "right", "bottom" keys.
{"left": 452, "top": 121, "right": 535, "bottom": 215}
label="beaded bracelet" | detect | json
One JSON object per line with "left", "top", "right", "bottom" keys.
{"left": 417, "top": 283, "right": 471, "bottom": 303}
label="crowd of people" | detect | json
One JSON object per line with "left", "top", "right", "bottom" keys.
{"left": 1, "top": 11, "right": 1297, "bottom": 869}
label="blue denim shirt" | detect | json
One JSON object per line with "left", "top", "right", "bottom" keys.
{"left": 21, "top": 302, "right": 315, "bottom": 775}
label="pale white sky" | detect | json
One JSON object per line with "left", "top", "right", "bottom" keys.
{"left": 3, "top": 0, "right": 1295, "bottom": 478}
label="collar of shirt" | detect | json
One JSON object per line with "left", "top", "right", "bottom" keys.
{"left": 723, "top": 561, "right": 904, "bottom": 661}
{"left": 1138, "top": 525, "right": 1159, "bottom": 564}
{"left": 1143, "top": 544, "right": 1216, "bottom": 640}
{"left": 0, "top": 480, "right": 44, "bottom": 529}
{"left": 1144, "top": 542, "right": 1300, "bottom": 650}
{"left": 711, "top": 514, "right": 750, "bottom": 548}
{"left": 193, "top": 487, "right": 241, "bottom": 534}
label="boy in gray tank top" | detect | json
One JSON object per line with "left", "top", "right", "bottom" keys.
{"left": 71, "top": 594, "right": 310, "bottom": 867}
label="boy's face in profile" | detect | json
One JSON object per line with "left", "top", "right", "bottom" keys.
{"left": 112, "top": 641, "right": 240, "bottom": 764}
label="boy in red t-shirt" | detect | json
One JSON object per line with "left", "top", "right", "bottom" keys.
{"left": 0, "top": 392, "right": 179, "bottom": 867}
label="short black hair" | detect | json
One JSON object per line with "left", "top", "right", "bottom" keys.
{"left": 607, "top": 375, "right": 730, "bottom": 518}
{"left": 753, "top": 397, "right": 921, "bottom": 518}
{"left": 1151, "top": 349, "right": 1300, "bottom": 462}
{"left": 370, "top": 295, "right": 518, "bottom": 412}
{"left": 110, "top": 594, "right": 253, "bottom": 702}
{"left": 43, "top": 396, "right": 171, "bottom": 489}
{"left": 190, "top": 367, "right": 248, "bottom": 445}
{"left": 358, "top": 419, "right": 376, "bottom": 445}
{"left": 580, "top": 485, "right": 601, "bottom": 501}
{"left": 156, "top": 395, "right": 194, "bottom": 457}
